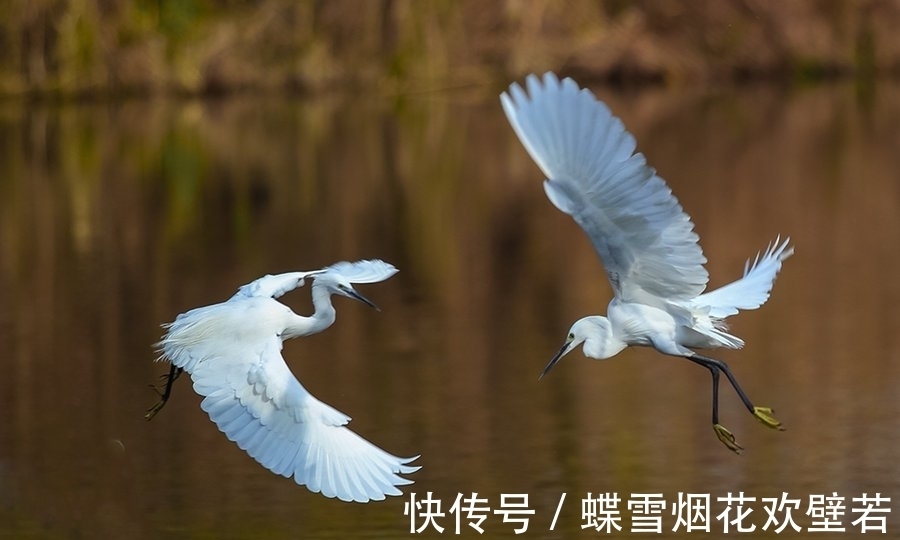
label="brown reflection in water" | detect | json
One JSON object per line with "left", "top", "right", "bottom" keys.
{"left": 1, "top": 82, "right": 899, "bottom": 538}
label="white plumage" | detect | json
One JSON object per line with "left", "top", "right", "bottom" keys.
{"left": 155, "top": 259, "right": 419, "bottom": 502}
{"left": 502, "top": 73, "right": 793, "bottom": 453}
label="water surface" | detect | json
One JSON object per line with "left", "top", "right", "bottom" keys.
{"left": 1, "top": 82, "right": 899, "bottom": 538}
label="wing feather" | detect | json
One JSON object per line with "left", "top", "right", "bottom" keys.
{"left": 502, "top": 72, "right": 708, "bottom": 304}
{"left": 324, "top": 259, "right": 398, "bottom": 284}
{"left": 232, "top": 271, "right": 323, "bottom": 300}
{"left": 229, "top": 259, "right": 396, "bottom": 300}
{"left": 690, "top": 236, "right": 793, "bottom": 318}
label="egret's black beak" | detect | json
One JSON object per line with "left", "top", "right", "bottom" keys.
{"left": 539, "top": 340, "right": 572, "bottom": 380}
{"left": 347, "top": 288, "right": 380, "bottom": 311}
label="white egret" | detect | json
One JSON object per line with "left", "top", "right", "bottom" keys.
{"left": 501, "top": 73, "right": 793, "bottom": 453}
{"left": 145, "top": 259, "right": 420, "bottom": 502}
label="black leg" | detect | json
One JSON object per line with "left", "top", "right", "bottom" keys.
{"left": 685, "top": 352, "right": 784, "bottom": 450}
{"left": 692, "top": 353, "right": 784, "bottom": 431}
{"left": 686, "top": 355, "right": 744, "bottom": 453}
{"left": 710, "top": 363, "right": 720, "bottom": 425}
{"left": 145, "top": 364, "right": 184, "bottom": 421}
{"left": 691, "top": 354, "right": 754, "bottom": 412}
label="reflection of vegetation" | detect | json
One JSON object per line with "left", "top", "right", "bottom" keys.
{"left": 161, "top": 123, "right": 208, "bottom": 237}
{"left": 3, "top": 78, "right": 900, "bottom": 538}
{"left": 3, "top": 82, "right": 900, "bottom": 286}
{"left": 3, "top": 1, "right": 900, "bottom": 96}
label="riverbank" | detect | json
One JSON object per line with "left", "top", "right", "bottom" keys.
{"left": 3, "top": 0, "right": 900, "bottom": 98}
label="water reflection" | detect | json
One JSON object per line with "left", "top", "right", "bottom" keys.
{"left": 1, "top": 81, "right": 899, "bottom": 538}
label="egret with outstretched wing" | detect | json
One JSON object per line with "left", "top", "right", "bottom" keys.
{"left": 502, "top": 73, "right": 793, "bottom": 453}
{"left": 147, "top": 259, "right": 419, "bottom": 502}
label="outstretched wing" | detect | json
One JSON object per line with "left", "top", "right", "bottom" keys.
{"left": 233, "top": 271, "right": 324, "bottom": 300}
{"left": 233, "top": 260, "right": 397, "bottom": 300}
{"left": 501, "top": 72, "right": 708, "bottom": 304}
{"left": 691, "top": 236, "right": 793, "bottom": 318}
{"left": 324, "top": 260, "right": 398, "bottom": 284}
{"left": 161, "top": 315, "right": 419, "bottom": 503}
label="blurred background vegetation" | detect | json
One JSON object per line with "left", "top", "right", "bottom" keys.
{"left": 2, "top": 0, "right": 900, "bottom": 98}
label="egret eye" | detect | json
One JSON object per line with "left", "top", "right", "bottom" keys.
{"left": 568, "top": 333, "right": 575, "bottom": 340}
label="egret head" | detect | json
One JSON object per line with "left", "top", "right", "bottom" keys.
{"left": 313, "top": 273, "right": 380, "bottom": 310}
{"left": 540, "top": 316, "right": 620, "bottom": 379}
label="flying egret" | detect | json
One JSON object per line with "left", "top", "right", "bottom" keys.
{"left": 146, "top": 259, "right": 420, "bottom": 502}
{"left": 501, "top": 73, "right": 793, "bottom": 453}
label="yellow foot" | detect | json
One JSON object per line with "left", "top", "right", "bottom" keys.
{"left": 753, "top": 406, "right": 785, "bottom": 431}
{"left": 714, "top": 423, "right": 744, "bottom": 454}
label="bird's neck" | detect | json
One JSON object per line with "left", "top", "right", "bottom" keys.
{"left": 309, "top": 282, "right": 337, "bottom": 329}
{"left": 282, "top": 283, "right": 336, "bottom": 339}
{"left": 584, "top": 332, "right": 627, "bottom": 360}
{"left": 581, "top": 316, "right": 628, "bottom": 360}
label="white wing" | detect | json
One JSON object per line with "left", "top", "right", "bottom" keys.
{"left": 324, "top": 259, "right": 398, "bottom": 284}
{"left": 501, "top": 72, "right": 708, "bottom": 304}
{"left": 159, "top": 304, "right": 418, "bottom": 503}
{"left": 690, "top": 237, "right": 793, "bottom": 318}
{"left": 233, "top": 271, "right": 324, "bottom": 300}
{"left": 232, "top": 260, "right": 396, "bottom": 300}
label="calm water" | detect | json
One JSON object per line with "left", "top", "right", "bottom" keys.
{"left": 1, "top": 82, "right": 899, "bottom": 539}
